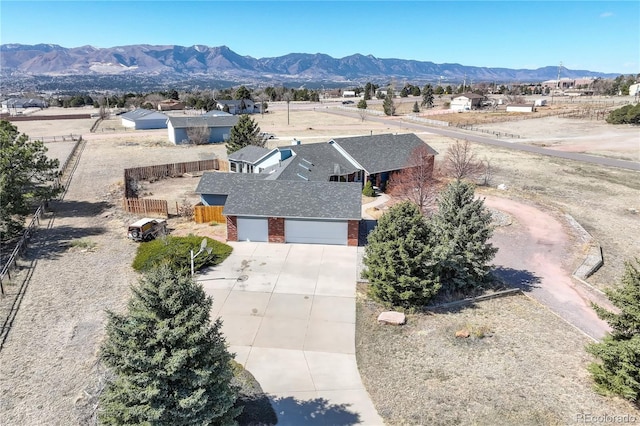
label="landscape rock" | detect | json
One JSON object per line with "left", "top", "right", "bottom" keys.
{"left": 377, "top": 311, "right": 406, "bottom": 325}
{"left": 455, "top": 329, "right": 471, "bottom": 338}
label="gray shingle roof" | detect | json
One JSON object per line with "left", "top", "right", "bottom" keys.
{"left": 332, "top": 133, "right": 437, "bottom": 174}
{"left": 121, "top": 109, "right": 168, "bottom": 121}
{"left": 228, "top": 145, "right": 272, "bottom": 163}
{"left": 275, "top": 143, "right": 359, "bottom": 182}
{"left": 222, "top": 180, "right": 362, "bottom": 220}
{"left": 167, "top": 115, "right": 238, "bottom": 129}
{"left": 195, "top": 172, "right": 265, "bottom": 195}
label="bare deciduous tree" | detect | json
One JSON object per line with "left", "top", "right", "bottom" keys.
{"left": 389, "top": 145, "right": 441, "bottom": 214}
{"left": 186, "top": 122, "right": 211, "bottom": 145}
{"left": 444, "top": 139, "right": 486, "bottom": 181}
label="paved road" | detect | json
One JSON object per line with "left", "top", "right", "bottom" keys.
{"left": 324, "top": 109, "right": 640, "bottom": 171}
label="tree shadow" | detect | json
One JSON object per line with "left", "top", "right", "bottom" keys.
{"left": 47, "top": 199, "right": 113, "bottom": 218}
{"left": 267, "top": 395, "right": 361, "bottom": 426}
{"left": 22, "top": 224, "right": 107, "bottom": 261}
{"left": 358, "top": 219, "right": 377, "bottom": 246}
{"left": 491, "top": 266, "right": 541, "bottom": 293}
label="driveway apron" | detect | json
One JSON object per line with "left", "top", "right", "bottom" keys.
{"left": 198, "top": 242, "right": 384, "bottom": 425}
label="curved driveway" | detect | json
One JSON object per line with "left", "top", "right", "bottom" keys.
{"left": 484, "top": 195, "right": 611, "bottom": 340}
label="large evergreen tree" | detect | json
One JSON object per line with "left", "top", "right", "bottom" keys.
{"left": 0, "top": 120, "right": 62, "bottom": 241}
{"left": 363, "top": 201, "right": 441, "bottom": 307}
{"left": 421, "top": 84, "right": 434, "bottom": 108}
{"left": 225, "top": 114, "right": 263, "bottom": 155}
{"left": 587, "top": 259, "right": 640, "bottom": 402}
{"left": 99, "top": 266, "right": 240, "bottom": 425}
{"left": 430, "top": 180, "right": 497, "bottom": 293}
{"left": 382, "top": 89, "right": 396, "bottom": 116}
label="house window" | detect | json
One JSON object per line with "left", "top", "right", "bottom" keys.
{"left": 230, "top": 162, "right": 237, "bottom": 172}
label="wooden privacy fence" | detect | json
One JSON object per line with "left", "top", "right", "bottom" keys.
{"left": 125, "top": 159, "right": 223, "bottom": 182}
{"left": 123, "top": 198, "right": 168, "bottom": 217}
{"left": 194, "top": 205, "right": 226, "bottom": 224}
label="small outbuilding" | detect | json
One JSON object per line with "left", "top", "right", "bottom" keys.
{"left": 120, "top": 109, "right": 169, "bottom": 130}
{"left": 506, "top": 104, "right": 535, "bottom": 113}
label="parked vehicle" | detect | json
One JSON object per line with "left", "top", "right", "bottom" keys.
{"left": 127, "top": 218, "right": 168, "bottom": 242}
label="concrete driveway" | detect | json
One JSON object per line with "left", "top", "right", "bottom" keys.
{"left": 198, "top": 242, "right": 383, "bottom": 425}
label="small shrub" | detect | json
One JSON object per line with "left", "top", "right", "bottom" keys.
{"left": 132, "top": 235, "right": 232, "bottom": 273}
{"left": 362, "top": 181, "right": 375, "bottom": 197}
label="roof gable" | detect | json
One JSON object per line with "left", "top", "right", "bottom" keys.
{"left": 167, "top": 115, "right": 239, "bottom": 129}
{"left": 331, "top": 133, "right": 437, "bottom": 174}
{"left": 121, "top": 109, "right": 168, "bottom": 121}
{"left": 274, "top": 143, "right": 359, "bottom": 182}
{"left": 195, "top": 171, "right": 265, "bottom": 195}
{"left": 228, "top": 145, "right": 271, "bottom": 163}
{"left": 222, "top": 180, "right": 362, "bottom": 220}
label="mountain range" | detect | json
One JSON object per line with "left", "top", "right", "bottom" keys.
{"left": 0, "top": 43, "right": 618, "bottom": 87}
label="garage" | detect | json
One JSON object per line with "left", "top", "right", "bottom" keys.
{"left": 237, "top": 217, "right": 268, "bottom": 242}
{"left": 285, "top": 219, "right": 348, "bottom": 245}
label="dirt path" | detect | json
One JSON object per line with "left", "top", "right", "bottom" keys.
{"left": 483, "top": 194, "right": 611, "bottom": 340}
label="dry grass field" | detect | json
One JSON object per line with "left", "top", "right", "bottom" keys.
{"left": 357, "top": 292, "right": 639, "bottom": 425}
{"left": 1, "top": 104, "right": 638, "bottom": 424}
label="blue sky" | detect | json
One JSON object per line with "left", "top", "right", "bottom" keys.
{"left": 1, "top": 1, "right": 638, "bottom": 74}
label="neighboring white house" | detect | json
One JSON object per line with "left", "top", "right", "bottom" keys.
{"left": 534, "top": 99, "right": 548, "bottom": 107}
{"left": 450, "top": 93, "right": 484, "bottom": 111}
{"left": 343, "top": 90, "right": 356, "bottom": 97}
{"left": 215, "top": 99, "right": 259, "bottom": 115}
{"left": 629, "top": 83, "right": 640, "bottom": 97}
{"left": 120, "top": 109, "right": 169, "bottom": 130}
{"left": 166, "top": 115, "right": 239, "bottom": 144}
{"left": 506, "top": 104, "right": 535, "bottom": 113}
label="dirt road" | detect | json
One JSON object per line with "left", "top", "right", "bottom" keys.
{"left": 484, "top": 194, "right": 611, "bottom": 340}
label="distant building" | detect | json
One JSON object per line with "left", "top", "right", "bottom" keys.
{"left": 1, "top": 98, "right": 48, "bottom": 109}
{"left": 120, "top": 109, "right": 169, "bottom": 130}
{"left": 450, "top": 93, "right": 484, "bottom": 111}
{"left": 215, "top": 99, "right": 259, "bottom": 115}
{"left": 342, "top": 90, "right": 356, "bottom": 97}
{"left": 167, "top": 115, "right": 239, "bottom": 144}
{"left": 506, "top": 104, "right": 535, "bottom": 113}
{"left": 629, "top": 83, "right": 640, "bottom": 97}
{"left": 157, "top": 100, "right": 185, "bottom": 111}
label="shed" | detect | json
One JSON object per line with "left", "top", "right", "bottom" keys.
{"left": 120, "top": 109, "right": 169, "bottom": 130}
{"left": 167, "top": 115, "right": 239, "bottom": 144}
{"left": 506, "top": 104, "right": 535, "bottom": 113}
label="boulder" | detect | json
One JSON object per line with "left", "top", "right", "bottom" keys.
{"left": 377, "top": 311, "right": 406, "bottom": 325}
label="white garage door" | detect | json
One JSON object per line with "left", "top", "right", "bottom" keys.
{"left": 285, "top": 219, "right": 348, "bottom": 245}
{"left": 237, "top": 217, "right": 268, "bottom": 242}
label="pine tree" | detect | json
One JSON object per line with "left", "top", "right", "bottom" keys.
{"left": 0, "top": 120, "right": 62, "bottom": 240}
{"left": 587, "top": 259, "right": 640, "bottom": 402}
{"left": 225, "top": 114, "right": 262, "bottom": 155}
{"left": 99, "top": 266, "right": 240, "bottom": 425}
{"left": 382, "top": 89, "right": 396, "bottom": 116}
{"left": 430, "top": 180, "right": 497, "bottom": 293}
{"left": 412, "top": 101, "right": 420, "bottom": 113}
{"left": 363, "top": 201, "right": 441, "bottom": 307}
{"left": 421, "top": 84, "right": 434, "bottom": 108}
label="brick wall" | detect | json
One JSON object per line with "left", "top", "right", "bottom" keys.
{"left": 268, "top": 217, "right": 285, "bottom": 243}
{"left": 226, "top": 216, "right": 237, "bottom": 241}
{"left": 347, "top": 220, "right": 360, "bottom": 246}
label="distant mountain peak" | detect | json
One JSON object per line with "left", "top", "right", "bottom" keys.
{"left": 0, "top": 43, "right": 618, "bottom": 85}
